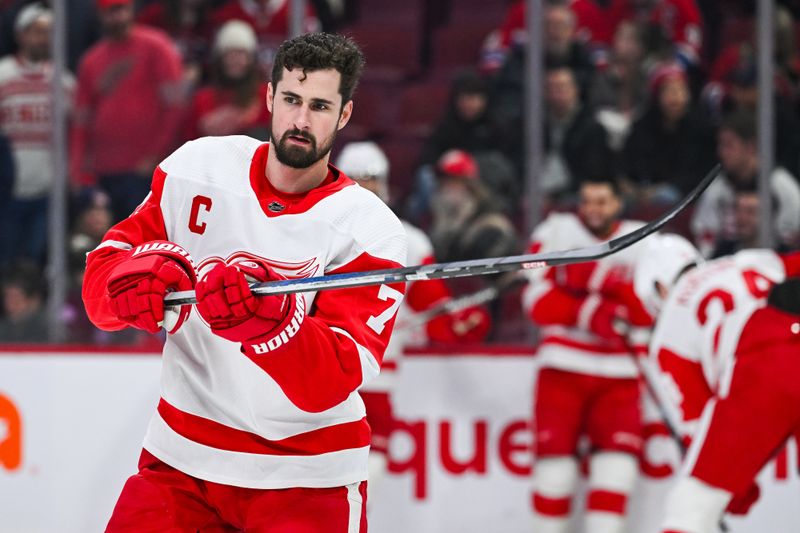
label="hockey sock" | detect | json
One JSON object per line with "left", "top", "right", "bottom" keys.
{"left": 660, "top": 476, "right": 732, "bottom": 533}
{"left": 532, "top": 456, "right": 578, "bottom": 533}
{"left": 585, "top": 451, "right": 638, "bottom": 533}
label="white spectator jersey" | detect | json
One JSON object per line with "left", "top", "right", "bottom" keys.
{"left": 83, "top": 136, "right": 407, "bottom": 489}
{"left": 363, "top": 220, "right": 436, "bottom": 393}
{"left": 522, "top": 212, "right": 647, "bottom": 378}
{"left": 649, "top": 250, "right": 791, "bottom": 436}
{"left": 0, "top": 55, "right": 74, "bottom": 198}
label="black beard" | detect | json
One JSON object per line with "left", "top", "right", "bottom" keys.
{"left": 272, "top": 128, "right": 336, "bottom": 169}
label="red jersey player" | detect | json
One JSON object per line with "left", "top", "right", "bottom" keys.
{"left": 634, "top": 238, "right": 800, "bottom": 532}
{"left": 82, "top": 33, "right": 407, "bottom": 532}
{"left": 523, "top": 178, "right": 652, "bottom": 533}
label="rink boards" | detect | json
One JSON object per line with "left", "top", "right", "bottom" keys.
{"left": 0, "top": 347, "right": 797, "bottom": 533}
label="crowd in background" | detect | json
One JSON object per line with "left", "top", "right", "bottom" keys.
{"left": 0, "top": 0, "right": 798, "bottom": 345}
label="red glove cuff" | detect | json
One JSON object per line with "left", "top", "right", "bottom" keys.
{"left": 127, "top": 241, "right": 196, "bottom": 282}
{"left": 196, "top": 259, "right": 302, "bottom": 347}
{"left": 107, "top": 241, "right": 197, "bottom": 334}
{"left": 240, "top": 294, "right": 306, "bottom": 356}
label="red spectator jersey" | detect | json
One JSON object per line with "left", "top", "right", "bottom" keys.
{"left": 649, "top": 250, "right": 800, "bottom": 438}
{"left": 70, "top": 26, "right": 184, "bottom": 182}
{"left": 211, "top": 0, "right": 320, "bottom": 67}
{"left": 649, "top": 0, "right": 703, "bottom": 67}
{"left": 185, "top": 83, "right": 271, "bottom": 141}
{"left": 480, "top": 0, "right": 701, "bottom": 71}
{"left": 523, "top": 212, "right": 647, "bottom": 378}
{"left": 83, "top": 136, "right": 408, "bottom": 489}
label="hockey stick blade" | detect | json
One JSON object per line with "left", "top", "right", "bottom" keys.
{"left": 165, "top": 163, "right": 721, "bottom": 307}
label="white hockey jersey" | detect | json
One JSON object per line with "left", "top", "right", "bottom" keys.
{"left": 649, "top": 249, "right": 794, "bottom": 436}
{"left": 83, "top": 136, "right": 407, "bottom": 489}
{"left": 522, "top": 212, "right": 647, "bottom": 378}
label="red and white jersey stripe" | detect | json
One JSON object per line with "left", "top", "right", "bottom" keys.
{"left": 523, "top": 212, "right": 647, "bottom": 378}
{"left": 83, "top": 136, "right": 407, "bottom": 488}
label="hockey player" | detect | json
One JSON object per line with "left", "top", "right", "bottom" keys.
{"left": 335, "top": 141, "right": 490, "bottom": 486}
{"left": 82, "top": 33, "right": 407, "bottom": 532}
{"left": 523, "top": 177, "right": 652, "bottom": 533}
{"left": 634, "top": 236, "right": 800, "bottom": 532}
{"left": 655, "top": 279, "right": 800, "bottom": 533}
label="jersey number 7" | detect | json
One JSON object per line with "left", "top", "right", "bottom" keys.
{"left": 367, "top": 285, "right": 404, "bottom": 334}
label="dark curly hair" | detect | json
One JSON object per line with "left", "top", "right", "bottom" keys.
{"left": 271, "top": 32, "right": 365, "bottom": 106}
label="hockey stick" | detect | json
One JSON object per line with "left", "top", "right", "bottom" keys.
{"left": 395, "top": 273, "right": 526, "bottom": 331}
{"left": 165, "top": 164, "right": 721, "bottom": 307}
{"left": 627, "top": 340, "right": 730, "bottom": 533}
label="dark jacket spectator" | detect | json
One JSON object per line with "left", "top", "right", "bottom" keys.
{"left": 623, "top": 64, "right": 716, "bottom": 198}
{"left": 519, "top": 65, "right": 613, "bottom": 201}
{"left": 705, "top": 57, "right": 800, "bottom": 179}
{"left": 0, "top": 133, "right": 12, "bottom": 209}
{"left": 489, "top": 3, "right": 594, "bottom": 127}
{"left": 588, "top": 20, "right": 649, "bottom": 150}
{"left": 0, "top": 260, "right": 49, "bottom": 343}
{"left": 420, "top": 70, "right": 508, "bottom": 167}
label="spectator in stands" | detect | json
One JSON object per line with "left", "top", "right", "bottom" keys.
{"left": 711, "top": 190, "right": 789, "bottom": 258}
{"left": 0, "top": 4, "right": 75, "bottom": 268}
{"left": 490, "top": 1, "right": 594, "bottom": 126}
{"left": 417, "top": 70, "right": 504, "bottom": 163}
{"left": 705, "top": 6, "right": 799, "bottom": 109}
{"left": 636, "top": 0, "right": 704, "bottom": 70}
{"left": 705, "top": 57, "right": 800, "bottom": 179}
{"left": 483, "top": 0, "right": 702, "bottom": 72}
{"left": 0, "top": 132, "right": 12, "bottom": 212}
{"left": 210, "top": 0, "right": 319, "bottom": 69}
{"left": 137, "top": 0, "right": 215, "bottom": 91}
{"left": 64, "top": 193, "right": 141, "bottom": 344}
{"left": 410, "top": 69, "right": 511, "bottom": 221}
{"left": 543, "top": 0, "right": 595, "bottom": 90}
{"left": 69, "top": 192, "right": 113, "bottom": 257}
{"left": 571, "top": 0, "right": 633, "bottom": 61}
{"left": 429, "top": 149, "right": 518, "bottom": 264}
{"left": 70, "top": 0, "right": 184, "bottom": 223}
{"left": 533, "top": 64, "right": 614, "bottom": 203}
{"left": 589, "top": 20, "right": 649, "bottom": 150}
{"left": 692, "top": 111, "right": 800, "bottom": 257}
{"left": 0, "top": 260, "right": 48, "bottom": 343}
{"left": 622, "top": 63, "right": 715, "bottom": 203}
{"left": 479, "top": 0, "right": 524, "bottom": 75}
{"left": 185, "top": 20, "right": 270, "bottom": 140}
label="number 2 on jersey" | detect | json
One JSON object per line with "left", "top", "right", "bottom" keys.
{"left": 696, "top": 268, "right": 777, "bottom": 325}
{"left": 367, "top": 285, "right": 404, "bottom": 334}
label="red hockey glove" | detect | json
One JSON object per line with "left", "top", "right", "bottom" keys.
{"left": 107, "top": 241, "right": 196, "bottom": 334}
{"left": 586, "top": 299, "right": 629, "bottom": 339}
{"left": 361, "top": 390, "right": 394, "bottom": 455}
{"left": 427, "top": 306, "right": 492, "bottom": 343}
{"left": 726, "top": 482, "right": 760, "bottom": 515}
{"left": 195, "top": 259, "right": 299, "bottom": 345}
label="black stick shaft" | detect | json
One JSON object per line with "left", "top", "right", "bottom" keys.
{"left": 165, "top": 164, "right": 721, "bottom": 308}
